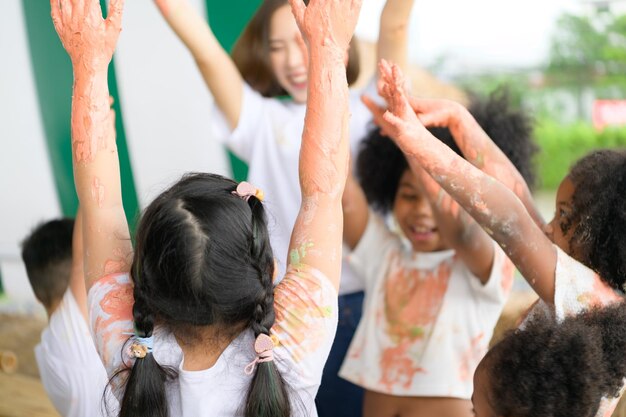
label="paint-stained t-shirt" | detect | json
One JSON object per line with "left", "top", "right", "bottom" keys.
{"left": 211, "top": 82, "right": 378, "bottom": 295}
{"left": 87, "top": 265, "right": 338, "bottom": 417}
{"left": 339, "top": 212, "right": 514, "bottom": 398}
{"left": 523, "top": 246, "right": 624, "bottom": 417}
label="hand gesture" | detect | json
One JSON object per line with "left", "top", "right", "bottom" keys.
{"left": 288, "top": 0, "right": 362, "bottom": 51}
{"left": 407, "top": 97, "right": 466, "bottom": 130}
{"left": 378, "top": 59, "right": 430, "bottom": 152}
{"left": 50, "top": 0, "right": 124, "bottom": 71}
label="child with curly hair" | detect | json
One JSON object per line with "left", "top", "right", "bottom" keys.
{"left": 377, "top": 60, "right": 626, "bottom": 417}
{"left": 338, "top": 85, "right": 538, "bottom": 416}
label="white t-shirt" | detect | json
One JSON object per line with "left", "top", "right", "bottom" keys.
{"left": 88, "top": 264, "right": 338, "bottom": 417}
{"left": 339, "top": 212, "right": 514, "bottom": 398}
{"left": 211, "top": 83, "right": 377, "bottom": 295}
{"left": 523, "top": 246, "right": 624, "bottom": 417}
{"left": 34, "top": 289, "right": 111, "bottom": 417}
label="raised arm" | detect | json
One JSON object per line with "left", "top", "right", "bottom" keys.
{"left": 380, "top": 62, "right": 557, "bottom": 303}
{"left": 51, "top": 0, "right": 132, "bottom": 290}
{"left": 408, "top": 97, "right": 545, "bottom": 228}
{"left": 287, "top": 0, "right": 362, "bottom": 290}
{"left": 69, "top": 207, "right": 88, "bottom": 321}
{"left": 154, "top": 0, "right": 243, "bottom": 128}
{"left": 377, "top": 0, "right": 415, "bottom": 75}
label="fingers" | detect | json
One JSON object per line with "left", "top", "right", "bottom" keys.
{"left": 382, "top": 110, "right": 404, "bottom": 132}
{"left": 59, "top": 0, "right": 73, "bottom": 25}
{"left": 288, "top": 0, "right": 305, "bottom": 29}
{"left": 106, "top": 0, "right": 125, "bottom": 34}
{"left": 50, "top": 0, "right": 63, "bottom": 32}
{"left": 361, "top": 95, "right": 384, "bottom": 117}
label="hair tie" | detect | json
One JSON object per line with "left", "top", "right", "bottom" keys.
{"left": 124, "top": 333, "right": 154, "bottom": 359}
{"left": 232, "top": 181, "right": 264, "bottom": 202}
{"left": 244, "top": 333, "right": 274, "bottom": 375}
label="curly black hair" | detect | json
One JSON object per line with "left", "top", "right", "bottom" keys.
{"left": 566, "top": 149, "right": 626, "bottom": 292}
{"left": 356, "top": 88, "right": 538, "bottom": 213}
{"left": 483, "top": 302, "right": 626, "bottom": 417}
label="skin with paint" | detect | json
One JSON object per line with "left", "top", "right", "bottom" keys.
{"left": 153, "top": 0, "right": 414, "bottom": 129}
{"left": 342, "top": 60, "right": 538, "bottom": 417}
{"left": 52, "top": 0, "right": 360, "bottom": 398}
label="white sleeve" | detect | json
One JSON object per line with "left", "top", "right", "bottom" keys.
{"left": 35, "top": 290, "right": 111, "bottom": 417}
{"left": 467, "top": 242, "right": 515, "bottom": 303}
{"left": 210, "top": 83, "right": 272, "bottom": 163}
{"left": 553, "top": 245, "right": 622, "bottom": 320}
{"left": 348, "top": 211, "right": 397, "bottom": 288}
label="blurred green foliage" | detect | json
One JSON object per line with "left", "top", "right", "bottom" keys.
{"left": 534, "top": 120, "right": 626, "bottom": 189}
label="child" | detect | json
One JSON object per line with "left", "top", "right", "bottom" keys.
{"left": 339, "top": 84, "right": 537, "bottom": 417}
{"left": 377, "top": 61, "right": 626, "bottom": 417}
{"left": 50, "top": 0, "right": 360, "bottom": 416}
{"left": 154, "top": 1, "right": 414, "bottom": 414}
{"left": 21, "top": 211, "right": 110, "bottom": 417}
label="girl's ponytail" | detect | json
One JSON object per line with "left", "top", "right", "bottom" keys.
{"left": 244, "top": 198, "right": 291, "bottom": 417}
{"left": 118, "top": 287, "right": 174, "bottom": 417}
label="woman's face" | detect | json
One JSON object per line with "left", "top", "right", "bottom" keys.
{"left": 268, "top": 4, "right": 308, "bottom": 104}
{"left": 543, "top": 176, "right": 577, "bottom": 255}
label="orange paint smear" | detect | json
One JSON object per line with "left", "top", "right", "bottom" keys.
{"left": 458, "top": 333, "right": 485, "bottom": 381}
{"left": 379, "top": 342, "right": 426, "bottom": 391}
{"left": 91, "top": 177, "right": 105, "bottom": 208}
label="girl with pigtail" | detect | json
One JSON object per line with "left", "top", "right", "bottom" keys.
{"left": 50, "top": 0, "right": 361, "bottom": 415}
{"left": 376, "top": 61, "right": 626, "bottom": 417}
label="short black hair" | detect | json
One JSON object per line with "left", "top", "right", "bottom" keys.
{"left": 21, "top": 218, "right": 75, "bottom": 309}
{"left": 567, "top": 149, "right": 626, "bottom": 291}
{"left": 484, "top": 303, "right": 626, "bottom": 417}
{"left": 356, "top": 88, "right": 538, "bottom": 213}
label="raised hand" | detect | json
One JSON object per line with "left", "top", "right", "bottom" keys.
{"left": 50, "top": 0, "right": 124, "bottom": 71}
{"left": 378, "top": 59, "right": 431, "bottom": 153}
{"left": 288, "top": 0, "right": 362, "bottom": 51}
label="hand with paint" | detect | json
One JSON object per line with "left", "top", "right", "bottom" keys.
{"left": 289, "top": 0, "right": 362, "bottom": 51}
{"left": 50, "top": 0, "right": 124, "bottom": 71}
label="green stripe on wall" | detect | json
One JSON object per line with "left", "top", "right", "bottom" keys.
{"left": 205, "top": 0, "right": 262, "bottom": 182}
{"left": 21, "top": 1, "right": 139, "bottom": 230}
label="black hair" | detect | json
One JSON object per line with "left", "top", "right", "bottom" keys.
{"left": 566, "top": 149, "right": 626, "bottom": 292}
{"left": 117, "top": 173, "right": 290, "bottom": 417}
{"left": 357, "top": 88, "right": 538, "bottom": 213}
{"left": 21, "top": 218, "right": 75, "bottom": 309}
{"left": 483, "top": 302, "right": 626, "bottom": 417}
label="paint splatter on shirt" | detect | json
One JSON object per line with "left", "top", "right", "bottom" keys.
{"left": 340, "top": 212, "right": 513, "bottom": 398}
{"left": 87, "top": 265, "right": 338, "bottom": 416}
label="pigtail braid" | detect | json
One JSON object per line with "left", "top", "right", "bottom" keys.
{"left": 245, "top": 198, "right": 291, "bottom": 417}
{"left": 118, "top": 285, "right": 173, "bottom": 417}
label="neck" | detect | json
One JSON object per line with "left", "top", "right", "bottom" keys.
{"left": 175, "top": 325, "right": 241, "bottom": 371}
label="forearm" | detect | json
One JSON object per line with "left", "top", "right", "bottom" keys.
{"left": 451, "top": 111, "right": 544, "bottom": 226}
{"left": 299, "top": 45, "right": 350, "bottom": 200}
{"left": 158, "top": 0, "right": 243, "bottom": 127}
{"left": 377, "top": 0, "right": 415, "bottom": 72}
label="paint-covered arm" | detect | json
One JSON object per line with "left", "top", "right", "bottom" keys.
{"left": 69, "top": 208, "right": 89, "bottom": 322}
{"left": 377, "top": 0, "right": 415, "bottom": 76}
{"left": 379, "top": 61, "right": 557, "bottom": 303}
{"left": 342, "top": 170, "right": 370, "bottom": 250}
{"left": 154, "top": 0, "right": 243, "bottom": 128}
{"left": 410, "top": 163, "right": 495, "bottom": 282}
{"left": 51, "top": 0, "right": 132, "bottom": 290}
{"left": 287, "top": 0, "right": 362, "bottom": 290}
{"left": 408, "top": 98, "right": 545, "bottom": 228}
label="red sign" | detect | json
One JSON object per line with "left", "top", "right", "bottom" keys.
{"left": 593, "top": 100, "right": 626, "bottom": 130}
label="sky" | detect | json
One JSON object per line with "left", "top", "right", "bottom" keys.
{"left": 355, "top": 0, "right": 616, "bottom": 75}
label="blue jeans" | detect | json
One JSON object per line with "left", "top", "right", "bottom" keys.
{"left": 316, "top": 291, "right": 365, "bottom": 417}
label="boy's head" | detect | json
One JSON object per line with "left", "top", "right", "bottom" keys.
{"left": 21, "top": 218, "right": 75, "bottom": 311}
{"left": 544, "top": 149, "right": 626, "bottom": 292}
{"left": 356, "top": 89, "right": 537, "bottom": 252}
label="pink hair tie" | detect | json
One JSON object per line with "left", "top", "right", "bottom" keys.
{"left": 232, "top": 181, "right": 265, "bottom": 202}
{"left": 244, "top": 333, "right": 275, "bottom": 375}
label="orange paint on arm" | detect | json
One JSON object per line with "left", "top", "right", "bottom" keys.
{"left": 91, "top": 177, "right": 105, "bottom": 208}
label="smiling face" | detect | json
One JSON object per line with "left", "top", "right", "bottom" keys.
{"left": 392, "top": 169, "right": 447, "bottom": 252}
{"left": 543, "top": 176, "right": 577, "bottom": 255}
{"left": 268, "top": 4, "right": 308, "bottom": 104}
